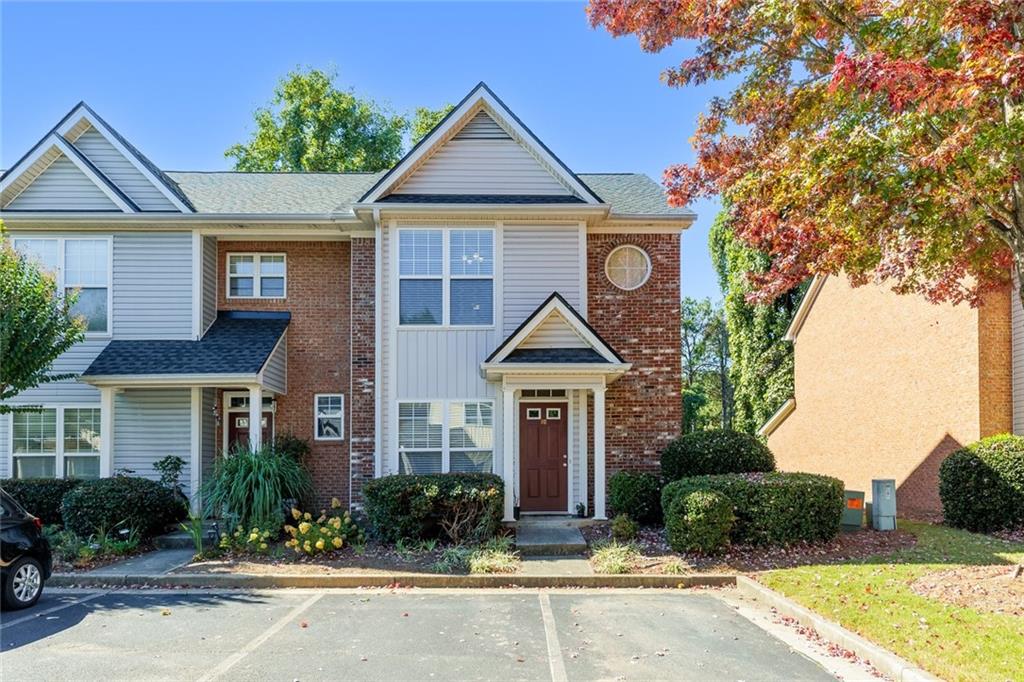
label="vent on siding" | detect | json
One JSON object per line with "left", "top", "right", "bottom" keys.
{"left": 453, "top": 112, "right": 511, "bottom": 140}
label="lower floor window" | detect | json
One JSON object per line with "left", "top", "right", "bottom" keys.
{"left": 12, "top": 406, "right": 101, "bottom": 479}
{"left": 397, "top": 400, "right": 493, "bottom": 475}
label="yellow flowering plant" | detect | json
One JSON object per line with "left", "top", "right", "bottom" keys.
{"left": 218, "top": 524, "right": 273, "bottom": 555}
{"left": 284, "top": 498, "right": 365, "bottom": 556}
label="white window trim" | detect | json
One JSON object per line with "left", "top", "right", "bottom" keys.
{"left": 396, "top": 398, "right": 495, "bottom": 474}
{"left": 13, "top": 236, "right": 113, "bottom": 338}
{"left": 397, "top": 226, "right": 496, "bottom": 329}
{"left": 314, "top": 393, "right": 345, "bottom": 441}
{"left": 8, "top": 404, "right": 103, "bottom": 480}
{"left": 604, "top": 244, "right": 652, "bottom": 291}
{"left": 225, "top": 252, "right": 288, "bottom": 300}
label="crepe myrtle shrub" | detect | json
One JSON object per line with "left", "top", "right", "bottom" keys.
{"left": 664, "top": 489, "right": 734, "bottom": 555}
{"left": 61, "top": 476, "right": 185, "bottom": 539}
{"left": 939, "top": 434, "right": 1024, "bottom": 533}
{"left": 363, "top": 473, "right": 504, "bottom": 544}
{"left": 661, "top": 429, "right": 775, "bottom": 482}
{"left": 608, "top": 471, "right": 663, "bottom": 524}
{"left": 662, "top": 472, "right": 843, "bottom": 547}
{"left": 0, "top": 478, "right": 83, "bottom": 527}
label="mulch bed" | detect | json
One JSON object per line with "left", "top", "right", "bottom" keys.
{"left": 991, "top": 527, "right": 1024, "bottom": 543}
{"left": 582, "top": 523, "right": 917, "bottom": 574}
{"left": 911, "top": 565, "right": 1024, "bottom": 616}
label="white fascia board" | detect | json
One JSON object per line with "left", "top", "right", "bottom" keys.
{"left": 489, "top": 297, "right": 622, "bottom": 365}
{"left": 0, "top": 213, "right": 364, "bottom": 227}
{"left": 79, "top": 373, "right": 260, "bottom": 388}
{"left": 784, "top": 274, "right": 827, "bottom": 341}
{"left": 353, "top": 203, "right": 609, "bottom": 215}
{"left": 55, "top": 105, "right": 193, "bottom": 213}
{"left": 758, "top": 397, "right": 796, "bottom": 437}
{"left": 481, "top": 363, "right": 631, "bottom": 383}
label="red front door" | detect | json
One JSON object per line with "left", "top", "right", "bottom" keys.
{"left": 519, "top": 403, "right": 568, "bottom": 512}
{"left": 227, "top": 412, "right": 274, "bottom": 450}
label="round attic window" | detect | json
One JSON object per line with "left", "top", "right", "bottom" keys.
{"left": 605, "top": 245, "right": 651, "bottom": 291}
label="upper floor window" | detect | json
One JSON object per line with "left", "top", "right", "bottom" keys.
{"left": 605, "top": 245, "right": 651, "bottom": 291}
{"left": 15, "top": 237, "right": 111, "bottom": 334}
{"left": 398, "top": 228, "right": 493, "bottom": 326}
{"left": 227, "top": 253, "right": 287, "bottom": 299}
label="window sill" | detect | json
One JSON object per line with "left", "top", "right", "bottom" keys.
{"left": 314, "top": 437, "right": 345, "bottom": 442}
{"left": 397, "top": 325, "right": 495, "bottom": 332}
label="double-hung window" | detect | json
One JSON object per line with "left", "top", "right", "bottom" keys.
{"left": 398, "top": 228, "right": 494, "bottom": 326}
{"left": 314, "top": 394, "right": 344, "bottom": 441}
{"left": 14, "top": 238, "right": 111, "bottom": 335}
{"left": 228, "top": 253, "right": 287, "bottom": 298}
{"left": 397, "top": 400, "right": 493, "bottom": 475}
{"left": 11, "top": 407, "right": 102, "bottom": 480}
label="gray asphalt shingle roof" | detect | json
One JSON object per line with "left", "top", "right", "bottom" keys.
{"left": 503, "top": 348, "right": 609, "bottom": 363}
{"left": 161, "top": 171, "right": 686, "bottom": 217}
{"left": 82, "top": 311, "right": 289, "bottom": 377}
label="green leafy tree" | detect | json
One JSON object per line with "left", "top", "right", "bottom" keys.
{"left": 410, "top": 104, "right": 454, "bottom": 145}
{"left": 0, "top": 225, "right": 86, "bottom": 412}
{"left": 709, "top": 211, "right": 806, "bottom": 434}
{"left": 681, "top": 297, "right": 732, "bottom": 432}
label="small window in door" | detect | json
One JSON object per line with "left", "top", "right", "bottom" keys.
{"left": 526, "top": 408, "right": 541, "bottom": 420}
{"left": 546, "top": 408, "right": 561, "bottom": 420}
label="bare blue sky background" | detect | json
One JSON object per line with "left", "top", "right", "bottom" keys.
{"left": 1, "top": 1, "right": 725, "bottom": 301}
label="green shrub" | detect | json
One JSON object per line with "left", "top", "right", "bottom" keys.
{"left": 0, "top": 478, "right": 83, "bottom": 526}
{"left": 611, "top": 513, "right": 639, "bottom": 541}
{"left": 661, "top": 430, "right": 775, "bottom": 482}
{"left": 61, "top": 476, "right": 185, "bottom": 538}
{"left": 363, "top": 473, "right": 503, "bottom": 543}
{"left": 939, "top": 434, "right": 1024, "bottom": 532}
{"left": 662, "top": 472, "right": 843, "bottom": 546}
{"left": 201, "top": 444, "right": 313, "bottom": 529}
{"left": 664, "top": 489, "right": 734, "bottom": 554}
{"left": 608, "top": 471, "right": 662, "bottom": 524}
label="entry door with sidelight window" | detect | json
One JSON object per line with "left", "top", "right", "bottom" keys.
{"left": 224, "top": 393, "right": 275, "bottom": 451}
{"left": 519, "top": 403, "right": 568, "bottom": 512}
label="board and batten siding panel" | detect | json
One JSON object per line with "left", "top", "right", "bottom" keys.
{"left": 113, "top": 232, "right": 193, "bottom": 339}
{"left": 6, "top": 156, "right": 119, "bottom": 211}
{"left": 202, "top": 236, "right": 218, "bottom": 332}
{"left": 0, "top": 415, "right": 9, "bottom": 479}
{"left": 393, "top": 139, "right": 570, "bottom": 196}
{"left": 71, "top": 129, "right": 176, "bottom": 211}
{"left": 114, "top": 388, "right": 192, "bottom": 493}
{"left": 503, "top": 226, "right": 582, "bottom": 334}
{"left": 380, "top": 228, "right": 393, "bottom": 475}
{"left": 520, "top": 312, "right": 588, "bottom": 349}
{"left": 263, "top": 334, "right": 287, "bottom": 394}
{"left": 1013, "top": 272, "right": 1024, "bottom": 435}
{"left": 395, "top": 330, "right": 496, "bottom": 399}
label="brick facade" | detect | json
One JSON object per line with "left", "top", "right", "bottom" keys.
{"left": 586, "top": 233, "right": 682, "bottom": 510}
{"left": 348, "top": 238, "right": 376, "bottom": 508}
{"left": 216, "top": 241, "right": 351, "bottom": 508}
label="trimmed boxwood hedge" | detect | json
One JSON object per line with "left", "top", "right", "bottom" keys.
{"left": 61, "top": 476, "right": 185, "bottom": 538}
{"left": 661, "top": 429, "right": 775, "bottom": 482}
{"left": 0, "top": 478, "right": 83, "bottom": 527}
{"left": 363, "top": 473, "right": 504, "bottom": 543}
{"left": 608, "top": 471, "right": 662, "bottom": 524}
{"left": 661, "top": 472, "right": 844, "bottom": 546}
{"left": 664, "top": 489, "right": 734, "bottom": 554}
{"left": 939, "top": 434, "right": 1024, "bottom": 532}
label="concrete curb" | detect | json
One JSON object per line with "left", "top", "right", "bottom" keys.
{"left": 50, "top": 572, "right": 736, "bottom": 590}
{"left": 735, "top": 576, "right": 939, "bottom": 682}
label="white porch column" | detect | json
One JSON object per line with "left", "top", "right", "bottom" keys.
{"left": 502, "top": 387, "right": 515, "bottom": 522}
{"left": 99, "top": 387, "right": 115, "bottom": 477}
{"left": 248, "top": 385, "right": 263, "bottom": 451}
{"left": 593, "top": 386, "right": 607, "bottom": 520}
{"left": 189, "top": 387, "right": 202, "bottom": 513}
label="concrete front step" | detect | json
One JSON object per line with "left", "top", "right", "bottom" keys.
{"left": 154, "top": 521, "right": 219, "bottom": 550}
{"left": 515, "top": 518, "right": 588, "bottom": 556}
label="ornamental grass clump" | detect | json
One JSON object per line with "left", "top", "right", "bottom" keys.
{"left": 284, "top": 498, "right": 365, "bottom": 556}
{"left": 202, "top": 443, "right": 312, "bottom": 530}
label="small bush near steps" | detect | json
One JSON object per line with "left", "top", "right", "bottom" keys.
{"left": 61, "top": 476, "right": 184, "bottom": 539}
{"left": 590, "top": 540, "right": 641, "bottom": 574}
{"left": 661, "top": 429, "right": 775, "bottom": 482}
{"left": 608, "top": 471, "right": 662, "bottom": 524}
{"left": 939, "top": 434, "right": 1024, "bottom": 532}
{"left": 1, "top": 478, "right": 83, "bottom": 527}
{"left": 611, "top": 513, "right": 639, "bottom": 541}
{"left": 664, "top": 489, "right": 733, "bottom": 554}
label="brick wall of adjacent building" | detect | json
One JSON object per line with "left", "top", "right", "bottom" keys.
{"left": 766, "top": 276, "right": 1013, "bottom": 519}
{"left": 216, "top": 240, "right": 351, "bottom": 508}
{"left": 586, "top": 233, "right": 682, "bottom": 511}
{"left": 349, "top": 237, "right": 376, "bottom": 508}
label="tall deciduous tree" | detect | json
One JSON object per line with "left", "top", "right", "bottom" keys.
{"left": 410, "top": 104, "right": 455, "bottom": 145}
{"left": 681, "top": 297, "right": 733, "bottom": 432}
{"left": 0, "top": 226, "right": 86, "bottom": 412}
{"left": 589, "top": 1, "right": 1024, "bottom": 306}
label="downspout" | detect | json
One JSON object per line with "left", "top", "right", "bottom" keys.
{"left": 372, "top": 207, "right": 383, "bottom": 479}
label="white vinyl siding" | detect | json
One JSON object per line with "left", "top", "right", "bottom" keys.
{"left": 5, "top": 155, "right": 120, "bottom": 211}
{"left": 396, "top": 330, "right": 495, "bottom": 398}
{"left": 502, "top": 225, "right": 582, "bottom": 334}
{"left": 71, "top": 128, "right": 176, "bottom": 211}
{"left": 201, "top": 388, "right": 217, "bottom": 483}
{"left": 113, "top": 233, "right": 193, "bottom": 339}
{"left": 113, "top": 388, "right": 192, "bottom": 494}
{"left": 454, "top": 112, "right": 510, "bottom": 140}
{"left": 202, "top": 236, "right": 218, "bottom": 332}
{"left": 520, "top": 312, "right": 588, "bottom": 349}
{"left": 262, "top": 335, "right": 287, "bottom": 395}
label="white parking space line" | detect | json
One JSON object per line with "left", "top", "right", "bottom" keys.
{"left": 538, "top": 592, "right": 568, "bottom": 682}
{"left": 1, "top": 590, "right": 107, "bottom": 629}
{"left": 196, "top": 591, "right": 323, "bottom": 682}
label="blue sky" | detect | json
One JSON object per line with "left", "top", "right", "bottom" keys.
{"left": 1, "top": 1, "right": 724, "bottom": 301}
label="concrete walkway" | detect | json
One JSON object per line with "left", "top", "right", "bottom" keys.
{"left": 86, "top": 548, "right": 195, "bottom": 576}
{"left": 520, "top": 557, "right": 594, "bottom": 576}
{"left": 515, "top": 517, "right": 587, "bottom": 556}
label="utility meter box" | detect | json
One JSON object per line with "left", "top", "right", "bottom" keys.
{"left": 841, "top": 490, "right": 865, "bottom": 530}
{"left": 871, "top": 479, "right": 897, "bottom": 531}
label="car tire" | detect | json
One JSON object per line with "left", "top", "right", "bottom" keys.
{"left": 2, "top": 557, "right": 44, "bottom": 610}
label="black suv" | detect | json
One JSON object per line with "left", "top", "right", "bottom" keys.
{"left": 1, "top": 489, "right": 53, "bottom": 609}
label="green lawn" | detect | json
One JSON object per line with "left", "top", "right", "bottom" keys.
{"left": 759, "top": 521, "right": 1024, "bottom": 682}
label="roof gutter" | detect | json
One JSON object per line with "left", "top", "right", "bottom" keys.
{"left": 0, "top": 211, "right": 365, "bottom": 226}
{"left": 352, "top": 202, "right": 611, "bottom": 216}
{"left": 784, "top": 275, "right": 828, "bottom": 341}
{"left": 758, "top": 398, "right": 796, "bottom": 438}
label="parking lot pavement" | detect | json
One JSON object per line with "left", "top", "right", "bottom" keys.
{"left": 1, "top": 588, "right": 835, "bottom": 681}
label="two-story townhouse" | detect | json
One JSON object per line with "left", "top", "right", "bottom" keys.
{"left": 0, "top": 83, "right": 693, "bottom": 521}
